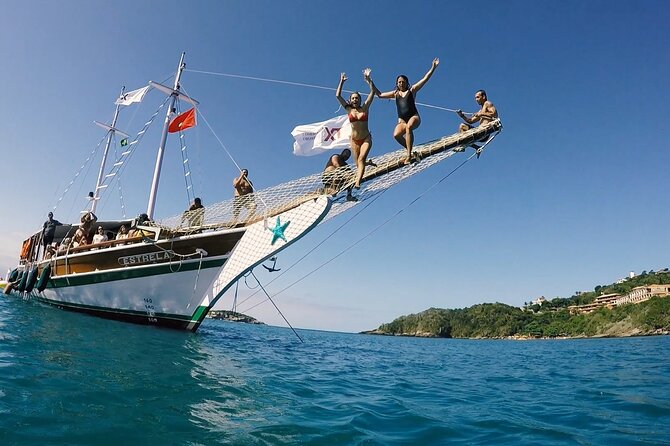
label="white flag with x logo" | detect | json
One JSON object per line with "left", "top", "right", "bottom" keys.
{"left": 291, "top": 115, "right": 352, "bottom": 156}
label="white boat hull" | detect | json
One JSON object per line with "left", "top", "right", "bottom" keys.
{"left": 14, "top": 196, "right": 332, "bottom": 331}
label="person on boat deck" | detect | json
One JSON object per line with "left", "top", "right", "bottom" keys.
{"left": 369, "top": 58, "right": 439, "bottom": 164}
{"left": 182, "top": 197, "right": 205, "bottom": 227}
{"left": 456, "top": 89, "right": 498, "bottom": 158}
{"left": 129, "top": 213, "right": 153, "bottom": 238}
{"left": 323, "top": 148, "right": 356, "bottom": 201}
{"left": 92, "top": 226, "right": 108, "bottom": 246}
{"left": 232, "top": 169, "right": 256, "bottom": 223}
{"left": 72, "top": 211, "right": 97, "bottom": 247}
{"left": 58, "top": 237, "right": 72, "bottom": 254}
{"left": 44, "top": 245, "right": 57, "bottom": 260}
{"left": 41, "top": 212, "right": 62, "bottom": 259}
{"left": 335, "top": 69, "right": 377, "bottom": 189}
{"left": 116, "top": 225, "right": 129, "bottom": 240}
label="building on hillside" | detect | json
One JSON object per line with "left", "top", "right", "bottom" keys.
{"left": 568, "top": 293, "right": 621, "bottom": 314}
{"left": 531, "top": 296, "right": 546, "bottom": 306}
{"left": 615, "top": 284, "right": 670, "bottom": 306}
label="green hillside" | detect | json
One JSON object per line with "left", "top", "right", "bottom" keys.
{"left": 366, "top": 271, "right": 670, "bottom": 339}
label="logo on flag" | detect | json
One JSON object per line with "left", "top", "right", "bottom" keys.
{"left": 120, "top": 138, "right": 128, "bottom": 147}
{"left": 291, "top": 115, "right": 352, "bottom": 156}
{"left": 168, "top": 108, "right": 197, "bottom": 133}
{"left": 115, "top": 86, "right": 150, "bottom": 106}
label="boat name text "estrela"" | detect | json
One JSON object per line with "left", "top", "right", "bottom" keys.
{"left": 118, "top": 250, "right": 175, "bottom": 266}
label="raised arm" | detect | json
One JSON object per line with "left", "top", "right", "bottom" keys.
{"left": 335, "top": 72, "right": 350, "bottom": 109}
{"left": 366, "top": 70, "right": 396, "bottom": 99}
{"left": 233, "top": 171, "right": 245, "bottom": 188}
{"left": 362, "top": 68, "right": 376, "bottom": 109}
{"left": 411, "top": 58, "right": 439, "bottom": 94}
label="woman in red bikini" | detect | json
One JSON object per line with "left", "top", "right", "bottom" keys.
{"left": 336, "top": 69, "right": 376, "bottom": 189}
{"left": 369, "top": 58, "right": 439, "bottom": 164}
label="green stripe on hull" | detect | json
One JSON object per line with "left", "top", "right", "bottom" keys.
{"left": 190, "top": 306, "right": 209, "bottom": 322}
{"left": 47, "top": 258, "right": 226, "bottom": 288}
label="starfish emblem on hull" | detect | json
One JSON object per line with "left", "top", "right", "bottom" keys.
{"left": 269, "top": 217, "right": 290, "bottom": 245}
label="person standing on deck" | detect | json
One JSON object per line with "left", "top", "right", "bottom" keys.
{"left": 232, "top": 169, "right": 256, "bottom": 224}
{"left": 369, "top": 58, "right": 439, "bottom": 164}
{"left": 41, "top": 212, "right": 61, "bottom": 259}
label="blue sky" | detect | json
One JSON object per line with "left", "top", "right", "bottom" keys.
{"left": 1, "top": 1, "right": 668, "bottom": 332}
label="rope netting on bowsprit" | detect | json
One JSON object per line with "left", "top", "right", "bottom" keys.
{"left": 153, "top": 119, "right": 501, "bottom": 233}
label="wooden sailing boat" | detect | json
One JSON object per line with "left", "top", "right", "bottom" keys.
{"left": 5, "top": 54, "right": 502, "bottom": 332}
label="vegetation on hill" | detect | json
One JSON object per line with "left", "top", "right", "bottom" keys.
{"left": 530, "top": 271, "right": 670, "bottom": 311}
{"left": 208, "top": 310, "right": 263, "bottom": 324}
{"left": 367, "top": 271, "right": 670, "bottom": 339}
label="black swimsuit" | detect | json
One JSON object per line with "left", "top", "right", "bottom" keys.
{"left": 396, "top": 90, "right": 418, "bottom": 122}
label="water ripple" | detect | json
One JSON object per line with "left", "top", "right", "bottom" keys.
{"left": 1, "top": 298, "right": 669, "bottom": 445}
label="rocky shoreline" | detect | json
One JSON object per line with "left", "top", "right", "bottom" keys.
{"left": 208, "top": 310, "right": 264, "bottom": 325}
{"left": 361, "top": 328, "right": 670, "bottom": 340}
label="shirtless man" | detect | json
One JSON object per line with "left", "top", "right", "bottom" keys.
{"left": 232, "top": 169, "right": 257, "bottom": 223}
{"left": 456, "top": 90, "right": 498, "bottom": 157}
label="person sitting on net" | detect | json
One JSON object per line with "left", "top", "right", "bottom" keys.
{"left": 323, "top": 148, "right": 356, "bottom": 201}
{"left": 455, "top": 89, "right": 498, "bottom": 158}
{"left": 182, "top": 197, "right": 205, "bottom": 227}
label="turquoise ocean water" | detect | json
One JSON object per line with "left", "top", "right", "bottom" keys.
{"left": 1, "top": 296, "right": 669, "bottom": 445}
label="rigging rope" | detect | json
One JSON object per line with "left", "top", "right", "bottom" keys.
{"left": 249, "top": 270, "right": 303, "bottom": 343}
{"left": 237, "top": 130, "right": 500, "bottom": 314}
{"left": 186, "top": 68, "right": 465, "bottom": 114}
{"left": 179, "top": 84, "right": 271, "bottom": 212}
{"left": 54, "top": 133, "right": 108, "bottom": 217}
{"left": 95, "top": 96, "right": 171, "bottom": 216}
{"left": 172, "top": 100, "right": 197, "bottom": 206}
{"left": 234, "top": 188, "right": 388, "bottom": 310}
{"left": 112, "top": 135, "right": 127, "bottom": 218}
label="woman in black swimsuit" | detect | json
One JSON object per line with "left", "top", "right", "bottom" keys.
{"left": 336, "top": 69, "right": 377, "bottom": 189}
{"left": 370, "top": 58, "right": 439, "bottom": 164}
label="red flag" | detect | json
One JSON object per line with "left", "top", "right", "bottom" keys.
{"left": 168, "top": 108, "right": 196, "bottom": 133}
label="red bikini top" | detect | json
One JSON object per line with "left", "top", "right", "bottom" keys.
{"left": 348, "top": 111, "right": 368, "bottom": 122}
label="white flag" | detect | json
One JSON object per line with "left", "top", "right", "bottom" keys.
{"left": 291, "top": 115, "right": 352, "bottom": 156}
{"left": 115, "top": 85, "right": 150, "bottom": 106}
